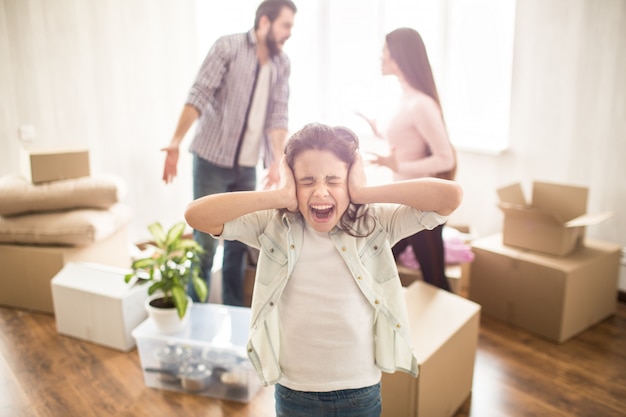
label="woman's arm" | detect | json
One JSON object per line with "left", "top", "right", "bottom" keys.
{"left": 185, "top": 157, "right": 297, "bottom": 236}
{"left": 349, "top": 153, "right": 462, "bottom": 216}
{"left": 397, "top": 97, "right": 455, "bottom": 177}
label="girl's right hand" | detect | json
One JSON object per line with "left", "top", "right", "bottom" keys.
{"left": 279, "top": 156, "right": 298, "bottom": 212}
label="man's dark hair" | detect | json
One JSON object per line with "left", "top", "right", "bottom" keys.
{"left": 254, "top": 0, "right": 297, "bottom": 29}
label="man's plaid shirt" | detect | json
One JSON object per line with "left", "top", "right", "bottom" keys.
{"left": 187, "top": 29, "right": 290, "bottom": 168}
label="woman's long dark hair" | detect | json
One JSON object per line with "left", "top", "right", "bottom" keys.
{"left": 283, "top": 123, "right": 373, "bottom": 236}
{"left": 385, "top": 27, "right": 456, "bottom": 180}
{"left": 385, "top": 27, "right": 441, "bottom": 106}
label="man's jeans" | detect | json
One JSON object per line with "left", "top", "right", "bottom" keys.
{"left": 275, "top": 383, "right": 382, "bottom": 417}
{"left": 191, "top": 154, "right": 256, "bottom": 306}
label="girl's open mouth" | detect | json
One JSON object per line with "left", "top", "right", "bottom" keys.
{"left": 310, "top": 204, "right": 334, "bottom": 221}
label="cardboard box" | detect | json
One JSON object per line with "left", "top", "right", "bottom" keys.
{"left": 0, "top": 226, "right": 130, "bottom": 313}
{"left": 381, "top": 281, "right": 481, "bottom": 417}
{"left": 469, "top": 234, "right": 620, "bottom": 343}
{"left": 497, "top": 181, "right": 613, "bottom": 256}
{"left": 51, "top": 262, "right": 148, "bottom": 351}
{"left": 21, "top": 147, "right": 90, "bottom": 184}
{"left": 132, "top": 303, "right": 262, "bottom": 403}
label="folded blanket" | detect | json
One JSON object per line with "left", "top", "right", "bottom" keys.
{"left": 0, "top": 203, "right": 131, "bottom": 246}
{"left": 0, "top": 174, "right": 126, "bottom": 216}
{"left": 397, "top": 226, "right": 475, "bottom": 269}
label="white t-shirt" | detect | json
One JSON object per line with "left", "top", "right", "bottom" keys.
{"left": 277, "top": 224, "right": 381, "bottom": 392}
{"left": 238, "top": 63, "right": 271, "bottom": 167}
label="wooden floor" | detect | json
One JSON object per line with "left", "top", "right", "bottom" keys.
{"left": 1, "top": 302, "right": 625, "bottom": 417}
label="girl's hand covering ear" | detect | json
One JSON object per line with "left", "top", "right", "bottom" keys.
{"left": 279, "top": 156, "right": 299, "bottom": 212}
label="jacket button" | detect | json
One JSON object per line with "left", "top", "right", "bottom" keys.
{"left": 374, "top": 246, "right": 379, "bottom": 250}
{"left": 269, "top": 301, "right": 274, "bottom": 307}
{"left": 290, "top": 244, "right": 295, "bottom": 249}
{"left": 342, "top": 246, "right": 347, "bottom": 251}
{"left": 270, "top": 248, "right": 274, "bottom": 253}
{"left": 396, "top": 323, "right": 401, "bottom": 329}
{"left": 357, "top": 275, "right": 362, "bottom": 280}
{"left": 374, "top": 299, "right": 380, "bottom": 304}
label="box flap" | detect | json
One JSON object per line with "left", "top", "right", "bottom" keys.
{"left": 498, "top": 202, "right": 563, "bottom": 225}
{"left": 532, "top": 181, "right": 588, "bottom": 222}
{"left": 497, "top": 183, "right": 527, "bottom": 206}
{"left": 564, "top": 211, "right": 614, "bottom": 228}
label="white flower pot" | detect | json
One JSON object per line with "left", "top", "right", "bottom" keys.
{"left": 144, "top": 294, "right": 193, "bottom": 334}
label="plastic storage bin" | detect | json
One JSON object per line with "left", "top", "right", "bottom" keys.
{"left": 132, "top": 303, "right": 261, "bottom": 402}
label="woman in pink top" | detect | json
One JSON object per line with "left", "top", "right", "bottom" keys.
{"left": 362, "top": 27, "right": 456, "bottom": 291}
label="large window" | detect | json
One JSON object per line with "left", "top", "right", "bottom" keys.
{"left": 196, "top": 0, "right": 516, "bottom": 153}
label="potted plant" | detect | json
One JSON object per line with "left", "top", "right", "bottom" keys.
{"left": 125, "top": 221, "right": 208, "bottom": 332}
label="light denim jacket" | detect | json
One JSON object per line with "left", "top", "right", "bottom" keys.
{"left": 219, "top": 204, "right": 448, "bottom": 386}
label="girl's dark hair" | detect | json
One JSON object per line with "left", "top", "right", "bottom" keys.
{"left": 283, "top": 123, "right": 373, "bottom": 236}
{"left": 254, "top": 0, "right": 297, "bottom": 29}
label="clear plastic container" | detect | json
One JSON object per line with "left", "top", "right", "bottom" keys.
{"left": 132, "top": 303, "right": 261, "bottom": 402}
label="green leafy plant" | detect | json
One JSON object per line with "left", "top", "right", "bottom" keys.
{"left": 125, "top": 221, "right": 208, "bottom": 318}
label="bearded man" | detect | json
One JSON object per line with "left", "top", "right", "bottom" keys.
{"left": 161, "top": 0, "right": 297, "bottom": 306}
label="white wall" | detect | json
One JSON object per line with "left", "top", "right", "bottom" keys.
{"left": 448, "top": 0, "right": 626, "bottom": 290}
{"left": 1, "top": 0, "right": 625, "bottom": 289}
{"left": 0, "top": 0, "right": 199, "bottom": 242}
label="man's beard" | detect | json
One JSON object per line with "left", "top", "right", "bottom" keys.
{"left": 266, "top": 28, "right": 280, "bottom": 57}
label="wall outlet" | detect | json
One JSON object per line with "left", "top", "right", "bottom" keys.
{"left": 19, "top": 125, "right": 36, "bottom": 141}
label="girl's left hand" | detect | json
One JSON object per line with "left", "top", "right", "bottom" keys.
{"left": 348, "top": 152, "right": 367, "bottom": 202}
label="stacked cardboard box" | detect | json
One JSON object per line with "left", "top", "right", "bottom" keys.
{"left": 21, "top": 148, "right": 91, "bottom": 184}
{"left": 0, "top": 148, "right": 131, "bottom": 313}
{"left": 0, "top": 228, "right": 131, "bottom": 313}
{"left": 469, "top": 181, "right": 619, "bottom": 342}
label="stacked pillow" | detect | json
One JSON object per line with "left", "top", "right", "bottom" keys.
{"left": 0, "top": 174, "right": 131, "bottom": 246}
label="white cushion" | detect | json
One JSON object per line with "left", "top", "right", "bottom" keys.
{"left": 0, "top": 203, "right": 131, "bottom": 246}
{"left": 0, "top": 174, "right": 126, "bottom": 216}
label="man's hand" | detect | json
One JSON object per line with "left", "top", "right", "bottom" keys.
{"left": 263, "top": 160, "right": 281, "bottom": 190}
{"left": 161, "top": 145, "right": 180, "bottom": 184}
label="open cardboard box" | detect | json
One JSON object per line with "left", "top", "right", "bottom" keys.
{"left": 497, "top": 181, "right": 613, "bottom": 256}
